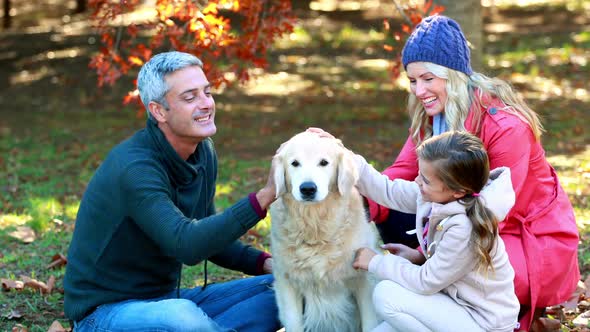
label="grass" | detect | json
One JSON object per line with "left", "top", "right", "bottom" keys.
{"left": 1, "top": 2, "right": 589, "bottom": 331}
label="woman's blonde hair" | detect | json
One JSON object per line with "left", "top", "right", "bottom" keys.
{"left": 416, "top": 131, "right": 497, "bottom": 271}
{"left": 408, "top": 62, "right": 544, "bottom": 145}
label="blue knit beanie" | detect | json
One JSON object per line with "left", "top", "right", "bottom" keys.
{"left": 402, "top": 15, "right": 472, "bottom": 75}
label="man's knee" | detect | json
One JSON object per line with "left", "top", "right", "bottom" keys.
{"left": 248, "top": 274, "right": 278, "bottom": 303}
{"left": 255, "top": 273, "right": 275, "bottom": 287}
{"left": 159, "top": 299, "right": 222, "bottom": 332}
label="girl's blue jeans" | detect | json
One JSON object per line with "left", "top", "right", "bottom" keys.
{"left": 73, "top": 274, "right": 280, "bottom": 332}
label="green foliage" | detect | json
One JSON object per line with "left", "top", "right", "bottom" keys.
{"left": 26, "top": 198, "right": 62, "bottom": 232}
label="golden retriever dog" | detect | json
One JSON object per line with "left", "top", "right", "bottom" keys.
{"left": 270, "top": 132, "right": 380, "bottom": 332}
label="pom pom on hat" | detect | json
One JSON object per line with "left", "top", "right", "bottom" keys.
{"left": 402, "top": 15, "right": 472, "bottom": 75}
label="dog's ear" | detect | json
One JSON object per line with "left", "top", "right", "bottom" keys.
{"left": 337, "top": 149, "right": 359, "bottom": 196}
{"left": 273, "top": 154, "right": 286, "bottom": 198}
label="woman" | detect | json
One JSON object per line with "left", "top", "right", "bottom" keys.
{"left": 368, "top": 15, "right": 579, "bottom": 331}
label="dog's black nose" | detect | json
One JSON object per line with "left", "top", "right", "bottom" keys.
{"left": 299, "top": 182, "right": 317, "bottom": 199}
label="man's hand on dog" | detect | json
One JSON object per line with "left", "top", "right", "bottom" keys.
{"left": 262, "top": 258, "right": 273, "bottom": 274}
{"left": 352, "top": 247, "right": 377, "bottom": 271}
{"left": 257, "top": 157, "right": 279, "bottom": 209}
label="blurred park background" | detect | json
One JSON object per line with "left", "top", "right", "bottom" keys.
{"left": 0, "top": 0, "right": 589, "bottom": 330}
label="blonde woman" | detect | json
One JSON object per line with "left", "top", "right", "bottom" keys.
{"left": 367, "top": 15, "right": 579, "bottom": 330}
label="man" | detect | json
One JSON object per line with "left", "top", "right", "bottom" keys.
{"left": 64, "top": 51, "right": 280, "bottom": 331}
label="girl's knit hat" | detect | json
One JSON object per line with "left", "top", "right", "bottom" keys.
{"left": 402, "top": 15, "right": 473, "bottom": 75}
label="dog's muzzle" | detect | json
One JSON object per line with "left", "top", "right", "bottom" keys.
{"left": 299, "top": 181, "right": 317, "bottom": 200}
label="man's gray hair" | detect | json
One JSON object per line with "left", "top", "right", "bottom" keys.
{"left": 137, "top": 51, "right": 203, "bottom": 119}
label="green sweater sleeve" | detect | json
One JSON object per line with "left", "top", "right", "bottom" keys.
{"left": 121, "top": 159, "right": 262, "bottom": 266}
{"left": 210, "top": 240, "right": 265, "bottom": 275}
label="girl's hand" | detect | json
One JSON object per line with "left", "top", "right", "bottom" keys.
{"left": 353, "top": 247, "right": 377, "bottom": 271}
{"left": 381, "top": 243, "right": 426, "bottom": 265}
{"left": 306, "top": 127, "right": 335, "bottom": 139}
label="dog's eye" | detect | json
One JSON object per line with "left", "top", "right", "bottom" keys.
{"left": 291, "top": 160, "right": 300, "bottom": 167}
{"left": 319, "top": 159, "right": 329, "bottom": 167}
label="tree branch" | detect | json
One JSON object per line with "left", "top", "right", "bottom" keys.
{"left": 391, "top": 0, "right": 412, "bottom": 25}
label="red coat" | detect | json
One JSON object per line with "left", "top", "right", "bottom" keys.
{"left": 369, "top": 95, "right": 579, "bottom": 330}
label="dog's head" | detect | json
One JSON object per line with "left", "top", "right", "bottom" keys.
{"left": 273, "top": 132, "right": 358, "bottom": 202}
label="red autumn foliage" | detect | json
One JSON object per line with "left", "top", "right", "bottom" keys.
{"left": 88, "top": 0, "right": 296, "bottom": 109}
{"left": 2, "top": 275, "right": 58, "bottom": 295}
{"left": 383, "top": 0, "right": 445, "bottom": 80}
{"left": 89, "top": 0, "right": 444, "bottom": 108}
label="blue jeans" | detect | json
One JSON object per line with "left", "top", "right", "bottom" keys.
{"left": 73, "top": 274, "right": 280, "bottom": 332}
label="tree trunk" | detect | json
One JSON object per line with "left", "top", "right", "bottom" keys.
{"left": 434, "top": 0, "right": 483, "bottom": 72}
{"left": 74, "top": 0, "right": 86, "bottom": 13}
{"left": 3, "top": 0, "right": 10, "bottom": 29}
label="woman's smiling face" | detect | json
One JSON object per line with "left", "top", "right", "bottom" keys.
{"left": 406, "top": 62, "right": 448, "bottom": 117}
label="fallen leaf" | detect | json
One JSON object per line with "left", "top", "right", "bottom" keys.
{"left": 545, "top": 305, "right": 566, "bottom": 321}
{"left": 46, "top": 275, "right": 56, "bottom": 294}
{"left": 47, "top": 320, "right": 67, "bottom": 332}
{"left": 11, "top": 324, "right": 28, "bottom": 332}
{"left": 573, "top": 309, "right": 590, "bottom": 327}
{"left": 4, "top": 309, "right": 23, "bottom": 320}
{"left": 8, "top": 226, "right": 36, "bottom": 243}
{"left": 531, "top": 317, "right": 561, "bottom": 331}
{"left": 21, "top": 276, "right": 49, "bottom": 294}
{"left": 563, "top": 280, "right": 586, "bottom": 311}
{"left": 1, "top": 278, "right": 24, "bottom": 291}
{"left": 47, "top": 253, "right": 67, "bottom": 269}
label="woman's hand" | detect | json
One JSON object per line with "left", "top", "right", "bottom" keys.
{"left": 381, "top": 243, "right": 426, "bottom": 265}
{"left": 353, "top": 247, "right": 378, "bottom": 271}
{"left": 306, "top": 127, "right": 335, "bottom": 139}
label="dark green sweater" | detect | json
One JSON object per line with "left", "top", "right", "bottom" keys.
{"left": 64, "top": 120, "right": 267, "bottom": 322}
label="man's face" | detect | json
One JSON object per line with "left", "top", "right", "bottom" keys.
{"left": 160, "top": 65, "right": 216, "bottom": 143}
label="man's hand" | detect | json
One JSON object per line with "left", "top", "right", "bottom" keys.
{"left": 381, "top": 243, "right": 426, "bottom": 265}
{"left": 262, "top": 257, "right": 273, "bottom": 274}
{"left": 255, "top": 187, "right": 275, "bottom": 211}
{"left": 352, "top": 247, "right": 377, "bottom": 271}
{"left": 256, "top": 156, "right": 278, "bottom": 210}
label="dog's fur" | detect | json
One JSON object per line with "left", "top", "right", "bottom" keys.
{"left": 270, "top": 132, "right": 380, "bottom": 332}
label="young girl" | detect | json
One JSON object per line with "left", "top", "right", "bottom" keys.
{"left": 352, "top": 131, "right": 520, "bottom": 332}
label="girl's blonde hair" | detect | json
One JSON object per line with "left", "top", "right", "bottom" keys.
{"left": 408, "top": 62, "right": 544, "bottom": 145}
{"left": 416, "top": 131, "right": 497, "bottom": 271}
